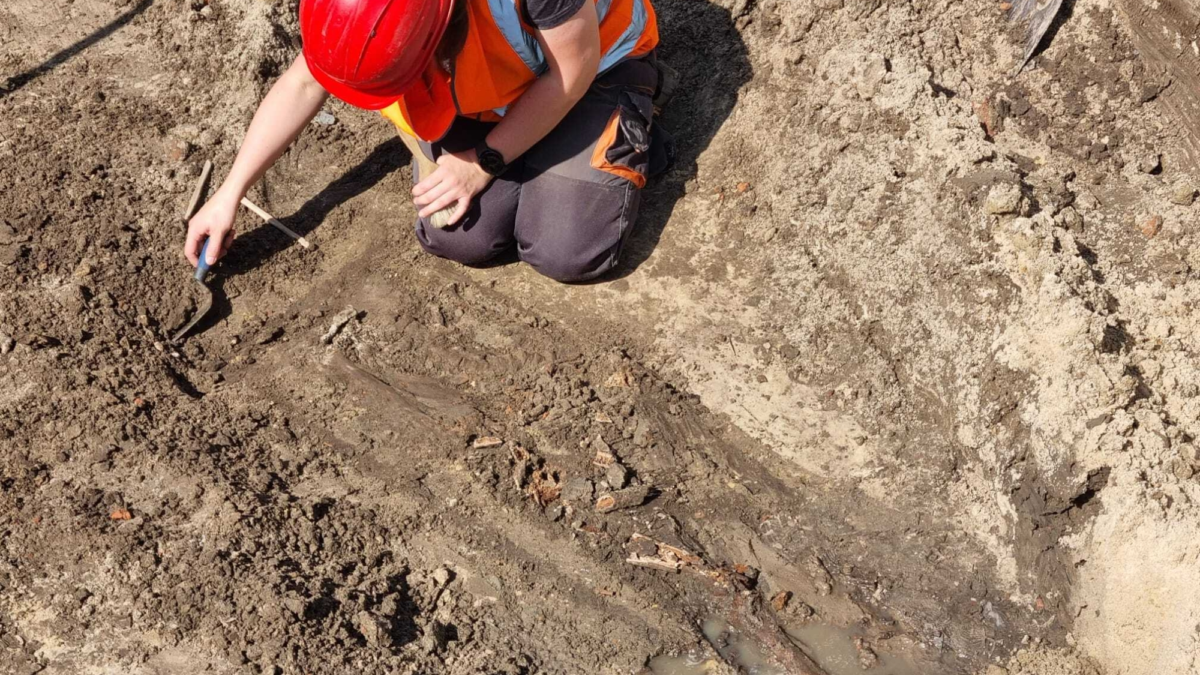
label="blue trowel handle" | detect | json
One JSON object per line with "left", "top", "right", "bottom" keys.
{"left": 196, "top": 238, "right": 212, "bottom": 281}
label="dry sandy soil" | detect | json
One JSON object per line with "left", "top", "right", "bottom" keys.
{"left": 2, "top": 0, "right": 1199, "bottom": 673}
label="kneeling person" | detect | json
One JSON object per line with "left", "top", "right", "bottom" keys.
{"left": 185, "top": 0, "right": 662, "bottom": 283}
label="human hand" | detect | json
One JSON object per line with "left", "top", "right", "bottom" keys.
{"left": 184, "top": 187, "right": 241, "bottom": 267}
{"left": 411, "top": 150, "right": 492, "bottom": 226}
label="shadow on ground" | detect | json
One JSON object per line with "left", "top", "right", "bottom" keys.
{"left": 611, "top": 0, "right": 751, "bottom": 279}
{"left": 0, "top": 0, "right": 154, "bottom": 99}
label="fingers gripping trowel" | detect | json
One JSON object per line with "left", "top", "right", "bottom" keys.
{"left": 173, "top": 160, "right": 215, "bottom": 343}
{"left": 1009, "top": 0, "right": 1066, "bottom": 73}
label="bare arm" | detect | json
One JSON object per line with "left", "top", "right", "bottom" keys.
{"left": 185, "top": 55, "right": 329, "bottom": 266}
{"left": 485, "top": 1, "right": 601, "bottom": 161}
{"left": 412, "top": 2, "right": 602, "bottom": 223}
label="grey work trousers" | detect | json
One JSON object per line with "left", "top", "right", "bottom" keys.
{"left": 414, "top": 57, "right": 659, "bottom": 283}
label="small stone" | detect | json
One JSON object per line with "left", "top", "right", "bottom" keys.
{"left": 1170, "top": 183, "right": 1195, "bottom": 206}
{"left": 431, "top": 567, "right": 453, "bottom": 587}
{"left": 199, "top": 4, "right": 213, "bottom": 17}
{"left": 632, "top": 418, "right": 652, "bottom": 446}
{"left": 377, "top": 593, "right": 401, "bottom": 616}
{"left": 592, "top": 436, "right": 616, "bottom": 467}
{"left": 604, "top": 370, "right": 632, "bottom": 388}
{"left": 1139, "top": 78, "right": 1169, "bottom": 103}
{"left": 0, "top": 333, "right": 14, "bottom": 354}
{"left": 562, "top": 477, "right": 594, "bottom": 504}
{"left": 256, "top": 326, "right": 283, "bottom": 345}
{"left": 168, "top": 139, "right": 191, "bottom": 162}
{"left": 733, "top": 563, "right": 759, "bottom": 583}
{"left": 771, "top": 590, "right": 792, "bottom": 612}
{"left": 984, "top": 183, "right": 1023, "bottom": 215}
{"left": 790, "top": 601, "right": 815, "bottom": 619}
{"left": 1055, "top": 206, "right": 1083, "bottom": 230}
{"left": 352, "top": 611, "right": 390, "bottom": 647}
{"left": 975, "top": 98, "right": 1001, "bottom": 137}
{"left": 1137, "top": 153, "right": 1162, "bottom": 174}
{"left": 320, "top": 306, "right": 358, "bottom": 344}
{"left": 314, "top": 111, "right": 337, "bottom": 126}
{"left": 605, "top": 462, "right": 629, "bottom": 490}
{"left": 1140, "top": 214, "right": 1163, "bottom": 238}
{"left": 854, "top": 638, "right": 879, "bottom": 669}
{"left": 1170, "top": 457, "right": 1195, "bottom": 480}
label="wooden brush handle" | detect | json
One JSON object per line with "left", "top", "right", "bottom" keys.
{"left": 240, "top": 198, "right": 313, "bottom": 249}
{"left": 183, "top": 160, "right": 213, "bottom": 223}
{"left": 396, "top": 130, "right": 456, "bottom": 229}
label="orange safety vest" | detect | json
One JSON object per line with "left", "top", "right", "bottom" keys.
{"left": 381, "top": 0, "right": 658, "bottom": 141}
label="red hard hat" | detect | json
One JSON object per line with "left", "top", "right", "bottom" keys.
{"left": 300, "top": 0, "right": 456, "bottom": 110}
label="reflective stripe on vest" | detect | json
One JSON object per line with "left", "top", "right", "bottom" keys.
{"left": 596, "top": 0, "right": 614, "bottom": 21}
{"left": 597, "top": 0, "right": 647, "bottom": 72}
{"left": 485, "top": 0, "right": 649, "bottom": 83}
{"left": 488, "top": 0, "right": 546, "bottom": 76}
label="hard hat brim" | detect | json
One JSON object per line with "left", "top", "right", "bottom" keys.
{"left": 305, "top": 55, "right": 409, "bottom": 111}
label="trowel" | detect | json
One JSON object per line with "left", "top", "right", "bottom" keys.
{"left": 1009, "top": 0, "right": 1065, "bottom": 73}
{"left": 172, "top": 159, "right": 215, "bottom": 343}
{"left": 172, "top": 238, "right": 215, "bottom": 342}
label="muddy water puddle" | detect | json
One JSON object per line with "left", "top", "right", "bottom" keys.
{"left": 651, "top": 618, "right": 783, "bottom": 675}
{"left": 650, "top": 619, "right": 918, "bottom": 675}
{"left": 786, "top": 624, "right": 919, "bottom": 675}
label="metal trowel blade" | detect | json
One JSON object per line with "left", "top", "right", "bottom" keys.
{"left": 171, "top": 279, "right": 213, "bottom": 343}
{"left": 1009, "top": 0, "right": 1065, "bottom": 72}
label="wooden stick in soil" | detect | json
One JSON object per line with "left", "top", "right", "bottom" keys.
{"left": 239, "top": 198, "right": 313, "bottom": 249}
{"left": 394, "top": 129, "right": 456, "bottom": 229}
{"left": 182, "top": 160, "right": 213, "bottom": 223}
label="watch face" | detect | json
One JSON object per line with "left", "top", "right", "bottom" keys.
{"left": 478, "top": 146, "right": 505, "bottom": 176}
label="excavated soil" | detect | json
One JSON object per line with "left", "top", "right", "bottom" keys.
{"left": 2, "top": 0, "right": 1199, "bottom": 674}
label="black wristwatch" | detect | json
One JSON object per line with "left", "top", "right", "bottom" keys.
{"left": 475, "top": 140, "right": 507, "bottom": 177}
